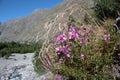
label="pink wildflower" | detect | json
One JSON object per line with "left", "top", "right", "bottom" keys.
{"left": 55, "top": 75, "right": 60, "bottom": 80}
{"left": 81, "top": 33, "right": 88, "bottom": 38}
{"left": 80, "top": 53, "right": 85, "bottom": 59}
{"left": 69, "top": 31, "right": 79, "bottom": 39}
{"left": 55, "top": 45, "right": 70, "bottom": 58}
{"left": 58, "top": 33, "right": 67, "bottom": 43}
{"left": 81, "top": 25, "right": 87, "bottom": 30}
{"left": 69, "top": 25, "right": 76, "bottom": 32}
{"left": 66, "top": 53, "right": 70, "bottom": 58}
{"left": 55, "top": 46, "right": 62, "bottom": 53}
{"left": 104, "top": 34, "right": 110, "bottom": 41}
{"left": 79, "top": 39, "right": 83, "bottom": 45}
{"left": 69, "top": 32, "right": 74, "bottom": 39}
{"left": 68, "top": 26, "right": 79, "bottom": 39}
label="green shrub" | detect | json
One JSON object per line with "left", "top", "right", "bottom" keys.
{"left": 0, "top": 48, "right": 10, "bottom": 57}
{"left": 33, "top": 52, "right": 46, "bottom": 75}
{"left": 39, "top": 19, "right": 118, "bottom": 79}
{"left": 0, "top": 42, "right": 41, "bottom": 57}
{"left": 93, "top": 0, "right": 120, "bottom": 19}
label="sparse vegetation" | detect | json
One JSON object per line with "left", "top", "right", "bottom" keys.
{"left": 0, "top": 42, "right": 41, "bottom": 57}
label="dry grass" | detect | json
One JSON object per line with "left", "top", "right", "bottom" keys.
{"left": 36, "top": 5, "right": 110, "bottom": 79}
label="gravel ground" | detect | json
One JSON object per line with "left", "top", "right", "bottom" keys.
{"left": 0, "top": 53, "right": 53, "bottom": 80}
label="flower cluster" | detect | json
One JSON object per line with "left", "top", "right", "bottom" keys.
{"left": 52, "top": 24, "right": 94, "bottom": 61}
{"left": 69, "top": 25, "right": 79, "bottom": 39}
{"left": 40, "top": 22, "right": 112, "bottom": 80}
{"left": 53, "top": 32, "right": 67, "bottom": 44}
{"left": 55, "top": 45, "right": 70, "bottom": 58}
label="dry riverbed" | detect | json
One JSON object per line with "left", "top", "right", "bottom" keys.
{"left": 0, "top": 53, "right": 53, "bottom": 80}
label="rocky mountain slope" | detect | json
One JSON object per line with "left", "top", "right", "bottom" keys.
{"left": 0, "top": 0, "right": 94, "bottom": 42}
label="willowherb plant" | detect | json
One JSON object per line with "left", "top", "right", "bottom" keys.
{"left": 53, "top": 24, "right": 94, "bottom": 61}
{"left": 39, "top": 21, "right": 114, "bottom": 80}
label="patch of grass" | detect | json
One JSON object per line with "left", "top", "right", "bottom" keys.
{"left": 33, "top": 54, "right": 46, "bottom": 75}
{"left": 33, "top": 45, "right": 46, "bottom": 75}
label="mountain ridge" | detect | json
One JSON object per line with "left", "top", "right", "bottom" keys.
{"left": 0, "top": 0, "right": 94, "bottom": 42}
